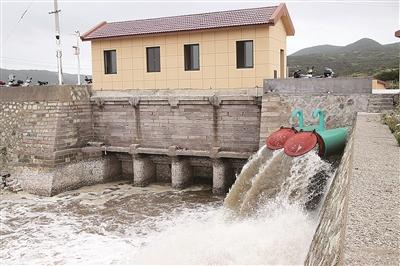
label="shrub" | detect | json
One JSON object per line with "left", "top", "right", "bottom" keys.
{"left": 374, "top": 68, "right": 399, "bottom": 82}
{"left": 382, "top": 103, "right": 400, "bottom": 145}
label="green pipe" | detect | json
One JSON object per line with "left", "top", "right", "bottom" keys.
{"left": 301, "top": 125, "right": 320, "bottom": 132}
{"left": 290, "top": 108, "right": 347, "bottom": 157}
{"left": 316, "top": 127, "right": 348, "bottom": 157}
{"left": 292, "top": 109, "right": 318, "bottom": 131}
{"left": 291, "top": 109, "right": 304, "bottom": 128}
{"left": 292, "top": 109, "right": 325, "bottom": 131}
{"left": 312, "top": 108, "right": 325, "bottom": 132}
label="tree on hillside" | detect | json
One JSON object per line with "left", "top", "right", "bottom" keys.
{"left": 374, "top": 68, "right": 399, "bottom": 81}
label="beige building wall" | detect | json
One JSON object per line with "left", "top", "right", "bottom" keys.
{"left": 91, "top": 19, "right": 289, "bottom": 90}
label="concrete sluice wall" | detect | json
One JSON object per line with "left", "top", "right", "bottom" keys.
{"left": 89, "top": 89, "right": 262, "bottom": 194}
{"left": 0, "top": 79, "right": 397, "bottom": 196}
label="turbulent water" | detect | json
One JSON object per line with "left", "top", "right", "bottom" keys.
{"left": 1, "top": 146, "right": 335, "bottom": 265}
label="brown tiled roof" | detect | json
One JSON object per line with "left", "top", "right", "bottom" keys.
{"left": 82, "top": 5, "right": 292, "bottom": 41}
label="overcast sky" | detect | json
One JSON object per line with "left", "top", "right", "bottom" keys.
{"left": 1, "top": 0, "right": 399, "bottom": 75}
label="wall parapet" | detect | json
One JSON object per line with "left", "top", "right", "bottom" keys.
{"left": 0, "top": 85, "right": 91, "bottom": 102}
{"left": 264, "top": 78, "right": 373, "bottom": 95}
{"left": 90, "top": 95, "right": 261, "bottom": 106}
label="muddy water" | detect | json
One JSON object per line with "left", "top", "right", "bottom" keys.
{"left": 0, "top": 183, "right": 221, "bottom": 265}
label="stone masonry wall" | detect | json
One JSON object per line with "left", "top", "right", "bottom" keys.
{"left": 0, "top": 86, "right": 92, "bottom": 169}
{"left": 92, "top": 95, "right": 262, "bottom": 153}
{"left": 0, "top": 85, "right": 110, "bottom": 196}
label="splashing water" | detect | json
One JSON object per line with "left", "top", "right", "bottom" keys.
{"left": 134, "top": 147, "right": 334, "bottom": 264}
{"left": 1, "top": 146, "right": 335, "bottom": 265}
{"left": 224, "top": 145, "right": 274, "bottom": 211}
{"left": 232, "top": 148, "right": 333, "bottom": 216}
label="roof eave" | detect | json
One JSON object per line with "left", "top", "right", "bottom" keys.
{"left": 268, "top": 3, "right": 295, "bottom": 36}
{"left": 81, "top": 23, "right": 274, "bottom": 41}
{"left": 81, "top": 21, "right": 107, "bottom": 41}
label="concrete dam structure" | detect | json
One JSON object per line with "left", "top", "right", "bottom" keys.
{"left": 1, "top": 78, "right": 394, "bottom": 196}
{"left": 1, "top": 78, "right": 398, "bottom": 264}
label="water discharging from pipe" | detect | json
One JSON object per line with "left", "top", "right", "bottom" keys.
{"left": 1, "top": 146, "right": 335, "bottom": 264}
{"left": 133, "top": 146, "right": 334, "bottom": 264}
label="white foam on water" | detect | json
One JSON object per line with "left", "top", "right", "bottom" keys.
{"left": 132, "top": 150, "right": 334, "bottom": 265}
{"left": 132, "top": 203, "right": 317, "bottom": 265}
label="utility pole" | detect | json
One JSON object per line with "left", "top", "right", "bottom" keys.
{"left": 49, "top": 0, "right": 63, "bottom": 85}
{"left": 73, "top": 31, "right": 81, "bottom": 85}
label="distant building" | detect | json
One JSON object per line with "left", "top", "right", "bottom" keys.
{"left": 81, "top": 3, "right": 295, "bottom": 90}
{"left": 396, "top": 30, "right": 400, "bottom": 38}
{"left": 372, "top": 79, "right": 387, "bottom": 90}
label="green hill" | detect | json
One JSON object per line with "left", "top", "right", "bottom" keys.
{"left": 288, "top": 38, "right": 400, "bottom": 77}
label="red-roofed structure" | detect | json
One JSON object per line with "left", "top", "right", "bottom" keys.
{"left": 82, "top": 5, "right": 294, "bottom": 41}
{"left": 82, "top": 3, "right": 295, "bottom": 90}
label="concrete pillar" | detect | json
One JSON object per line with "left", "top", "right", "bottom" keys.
{"left": 212, "top": 159, "right": 233, "bottom": 195}
{"left": 171, "top": 157, "right": 192, "bottom": 189}
{"left": 133, "top": 155, "right": 155, "bottom": 187}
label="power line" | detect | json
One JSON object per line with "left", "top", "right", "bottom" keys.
{"left": 5, "top": 0, "right": 35, "bottom": 42}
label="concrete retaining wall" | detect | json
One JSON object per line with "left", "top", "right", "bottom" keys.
{"left": 305, "top": 128, "right": 354, "bottom": 265}
{"left": 305, "top": 113, "right": 399, "bottom": 265}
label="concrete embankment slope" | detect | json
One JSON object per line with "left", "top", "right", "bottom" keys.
{"left": 306, "top": 113, "right": 399, "bottom": 265}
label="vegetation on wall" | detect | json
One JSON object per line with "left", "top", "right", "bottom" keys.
{"left": 383, "top": 102, "right": 400, "bottom": 145}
